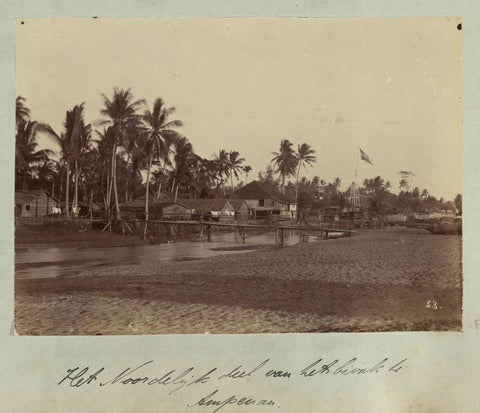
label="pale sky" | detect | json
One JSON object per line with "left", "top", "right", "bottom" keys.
{"left": 16, "top": 17, "right": 462, "bottom": 200}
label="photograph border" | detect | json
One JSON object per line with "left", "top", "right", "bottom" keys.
{"left": 2, "top": 1, "right": 479, "bottom": 412}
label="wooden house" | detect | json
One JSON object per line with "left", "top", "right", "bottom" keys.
{"left": 15, "top": 190, "right": 59, "bottom": 217}
{"left": 178, "top": 198, "right": 235, "bottom": 222}
{"left": 234, "top": 181, "right": 297, "bottom": 219}
{"left": 120, "top": 194, "right": 190, "bottom": 220}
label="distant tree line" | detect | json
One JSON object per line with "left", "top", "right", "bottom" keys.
{"left": 257, "top": 167, "right": 460, "bottom": 218}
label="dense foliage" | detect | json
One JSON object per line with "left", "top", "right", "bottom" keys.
{"left": 15, "top": 91, "right": 460, "bottom": 219}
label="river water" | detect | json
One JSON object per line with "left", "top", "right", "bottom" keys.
{"left": 15, "top": 230, "right": 311, "bottom": 279}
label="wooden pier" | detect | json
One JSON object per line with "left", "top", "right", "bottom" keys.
{"left": 104, "top": 219, "right": 357, "bottom": 248}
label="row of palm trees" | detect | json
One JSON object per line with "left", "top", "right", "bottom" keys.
{"left": 15, "top": 90, "right": 261, "bottom": 223}
{"left": 17, "top": 91, "right": 326, "bottom": 223}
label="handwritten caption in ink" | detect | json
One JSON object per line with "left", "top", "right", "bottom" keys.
{"left": 58, "top": 357, "right": 407, "bottom": 411}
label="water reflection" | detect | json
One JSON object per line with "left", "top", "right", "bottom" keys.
{"left": 15, "top": 230, "right": 307, "bottom": 279}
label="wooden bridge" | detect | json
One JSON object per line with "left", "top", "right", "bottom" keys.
{"left": 102, "top": 219, "right": 357, "bottom": 248}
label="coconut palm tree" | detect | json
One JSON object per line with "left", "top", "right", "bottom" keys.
{"left": 121, "top": 116, "right": 144, "bottom": 203}
{"left": 333, "top": 177, "right": 342, "bottom": 193}
{"left": 192, "top": 157, "right": 219, "bottom": 197}
{"left": 214, "top": 149, "right": 230, "bottom": 193}
{"left": 227, "top": 151, "right": 246, "bottom": 190}
{"left": 64, "top": 104, "right": 91, "bottom": 217}
{"left": 95, "top": 127, "right": 116, "bottom": 212}
{"left": 45, "top": 104, "right": 87, "bottom": 219}
{"left": 15, "top": 97, "right": 57, "bottom": 189}
{"left": 155, "top": 132, "right": 177, "bottom": 199}
{"left": 141, "top": 98, "right": 183, "bottom": 237}
{"left": 36, "top": 157, "right": 58, "bottom": 194}
{"left": 101, "top": 88, "right": 145, "bottom": 220}
{"left": 171, "top": 137, "right": 196, "bottom": 202}
{"left": 363, "top": 176, "right": 386, "bottom": 194}
{"left": 271, "top": 139, "right": 298, "bottom": 193}
{"left": 294, "top": 143, "right": 317, "bottom": 198}
{"left": 15, "top": 120, "right": 54, "bottom": 189}
{"left": 373, "top": 176, "right": 384, "bottom": 193}
{"left": 16, "top": 96, "right": 30, "bottom": 127}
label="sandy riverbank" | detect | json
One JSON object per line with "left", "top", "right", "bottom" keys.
{"left": 15, "top": 227, "right": 462, "bottom": 334}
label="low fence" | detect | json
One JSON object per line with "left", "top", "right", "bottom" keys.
{"left": 15, "top": 215, "right": 99, "bottom": 228}
{"left": 15, "top": 216, "right": 45, "bottom": 226}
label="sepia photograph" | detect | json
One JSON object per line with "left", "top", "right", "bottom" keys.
{"left": 14, "top": 17, "right": 462, "bottom": 335}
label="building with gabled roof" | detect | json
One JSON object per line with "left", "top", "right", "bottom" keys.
{"left": 120, "top": 195, "right": 190, "bottom": 220}
{"left": 15, "top": 189, "right": 59, "bottom": 217}
{"left": 234, "top": 181, "right": 296, "bottom": 219}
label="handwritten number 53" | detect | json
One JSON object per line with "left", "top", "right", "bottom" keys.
{"left": 426, "top": 300, "right": 439, "bottom": 310}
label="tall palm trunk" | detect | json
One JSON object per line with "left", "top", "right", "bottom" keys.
{"left": 106, "top": 166, "right": 111, "bottom": 214}
{"left": 112, "top": 141, "right": 121, "bottom": 220}
{"left": 89, "top": 189, "right": 94, "bottom": 219}
{"left": 59, "top": 173, "right": 64, "bottom": 205}
{"left": 65, "top": 164, "right": 70, "bottom": 219}
{"left": 124, "top": 152, "right": 130, "bottom": 204}
{"left": 295, "top": 163, "right": 301, "bottom": 201}
{"left": 106, "top": 152, "right": 114, "bottom": 219}
{"left": 144, "top": 154, "right": 154, "bottom": 239}
{"left": 174, "top": 184, "right": 179, "bottom": 203}
{"left": 156, "top": 157, "right": 168, "bottom": 199}
{"left": 73, "top": 159, "right": 79, "bottom": 217}
{"left": 99, "top": 159, "right": 106, "bottom": 211}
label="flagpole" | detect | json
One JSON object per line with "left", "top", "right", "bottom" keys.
{"left": 349, "top": 149, "right": 360, "bottom": 208}
{"left": 354, "top": 149, "right": 359, "bottom": 181}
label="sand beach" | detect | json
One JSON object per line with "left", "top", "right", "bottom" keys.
{"left": 14, "top": 226, "right": 462, "bottom": 335}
